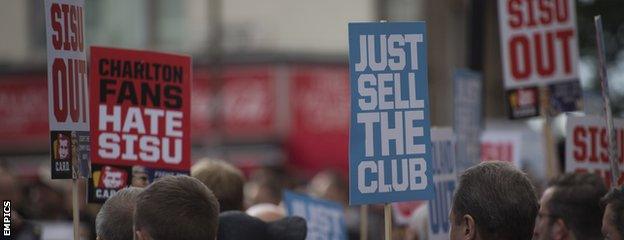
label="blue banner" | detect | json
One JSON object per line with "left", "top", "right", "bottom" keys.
{"left": 283, "top": 191, "right": 347, "bottom": 240}
{"left": 348, "top": 22, "right": 433, "bottom": 205}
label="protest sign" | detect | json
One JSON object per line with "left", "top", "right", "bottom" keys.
{"left": 391, "top": 201, "right": 424, "bottom": 225}
{"left": 45, "top": 0, "right": 90, "bottom": 179}
{"left": 497, "top": 0, "right": 582, "bottom": 118}
{"left": 566, "top": 115, "right": 624, "bottom": 187}
{"left": 480, "top": 130, "right": 522, "bottom": 167}
{"left": 453, "top": 69, "right": 482, "bottom": 172}
{"left": 88, "top": 47, "right": 191, "bottom": 203}
{"left": 427, "top": 128, "right": 457, "bottom": 240}
{"left": 283, "top": 191, "right": 347, "bottom": 240}
{"left": 348, "top": 22, "right": 433, "bottom": 205}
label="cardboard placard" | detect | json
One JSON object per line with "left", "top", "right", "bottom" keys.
{"left": 497, "top": 0, "right": 582, "bottom": 118}
{"left": 283, "top": 191, "right": 347, "bottom": 240}
{"left": 480, "top": 130, "right": 523, "bottom": 167}
{"left": 565, "top": 115, "right": 624, "bottom": 187}
{"left": 348, "top": 22, "right": 433, "bottom": 205}
{"left": 45, "top": 0, "right": 90, "bottom": 179}
{"left": 88, "top": 46, "right": 191, "bottom": 203}
{"left": 427, "top": 128, "right": 457, "bottom": 240}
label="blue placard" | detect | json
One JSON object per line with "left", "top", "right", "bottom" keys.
{"left": 427, "top": 128, "right": 457, "bottom": 240}
{"left": 283, "top": 191, "right": 347, "bottom": 240}
{"left": 348, "top": 22, "right": 433, "bottom": 205}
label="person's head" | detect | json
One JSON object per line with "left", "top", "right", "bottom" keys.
{"left": 533, "top": 172, "right": 606, "bottom": 240}
{"left": 308, "top": 169, "right": 348, "bottom": 205}
{"left": 0, "top": 164, "right": 20, "bottom": 204}
{"left": 134, "top": 175, "right": 220, "bottom": 240}
{"left": 245, "top": 168, "right": 285, "bottom": 206}
{"left": 601, "top": 186, "right": 624, "bottom": 240}
{"left": 218, "top": 211, "right": 307, "bottom": 240}
{"left": 96, "top": 187, "right": 143, "bottom": 240}
{"left": 191, "top": 159, "right": 245, "bottom": 212}
{"left": 449, "top": 161, "right": 538, "bottom": 240}
{"left": 246, "top": 203, "right": 285, "bottom": 222}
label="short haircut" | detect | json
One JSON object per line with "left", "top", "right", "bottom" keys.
{"left": 547, "top": 172, "right": 606, "bottom": 240}
{"left": 601, "top": 186, "right": 624, "bottom": 238}
{"left": 134, "top": 175, "right": 220, "bottom": 240}
{"left": 96, "top": 187, "right": 143, "bottom": 240}
{"left": 191, "top": 159, "right": 245, "bottom": 212}
{"left": 452, "top": 161, "right": 538, "bottom": 240}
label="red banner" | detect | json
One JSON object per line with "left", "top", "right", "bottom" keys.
{"left": 0, "top": 75, "right": 48, "bottom": 150}
{"left": 191, "top": 66, "right": 277, "bottom": 139}
{"left": 222, "top": 67, "right": 277, "bottom": 137}
{"left": 288, "top": 65, "right": 350, "bottom": 173}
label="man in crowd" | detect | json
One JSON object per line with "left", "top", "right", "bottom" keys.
{"left": 601, "top": 186, "right": 624, "bottom": 240}
{"left": 533, "top": 172, "right": 606, "bottom": 240}
{"left": 449, "top": 161, "right": 538, "bottom": 240}
{"left": 134, "top": 175, "right": 220, "bottom": 240}
{"left": 95, "top": 187, "right": 143, "bottom": 240}
{"left": 191, "top": 158, "right": 245, "bottom": 212}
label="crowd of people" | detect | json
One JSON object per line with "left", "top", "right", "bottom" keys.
{"left": 1, "top": 159, "right": 623, "bottom": 240}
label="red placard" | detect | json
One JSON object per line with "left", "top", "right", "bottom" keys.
{"left": 90, "top": 46, "right": 191, "bottom": 171}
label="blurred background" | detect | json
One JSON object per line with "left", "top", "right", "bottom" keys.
{"left": 1, "top": 0, "right": 624, "bottom": 239}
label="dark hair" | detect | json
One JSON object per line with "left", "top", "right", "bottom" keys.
{"left": 452, "top": 161, "right": 538, "bottom": 240}
{"left": 134, "top": 175, "right": 220, "bottom": 240}
{"left": 547, "top": 172, "right": 606, "bottom": 240}
{"left": 601, "top": 186, "right": 624, "bottom": 238}
{"left": 191, "top": 159, "right": 245, "bottom": 212}
{"left": 96, "top": 187, "right": 143, "bottom": 240}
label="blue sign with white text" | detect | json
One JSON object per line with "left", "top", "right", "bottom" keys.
{"left": 283, "top": 191, "right": 347, "bottom": 240}
{"left": 348, "top": 22, "right": 433, "bottom": 205}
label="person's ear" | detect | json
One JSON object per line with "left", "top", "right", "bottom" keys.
{"left": 551, "top": 219, "right": 568, "bottom": 240}
{"left": 461, "top": 214, "right": 477, "bottom": 240}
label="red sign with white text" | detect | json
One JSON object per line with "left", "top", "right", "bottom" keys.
{"left": 497, "top": 0, "right": 580, "bottom": 89}
{"left": 566, "top": 116, "right": 624, "bottom": 187}
{"left": 90, "top": 46, "right": 191, "bottom": 171}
